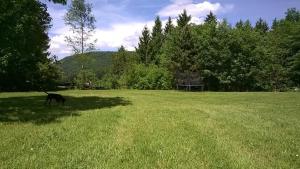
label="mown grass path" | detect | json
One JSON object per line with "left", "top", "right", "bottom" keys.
{"left": 0, "top": 90, "right": 299, "bottom": 168}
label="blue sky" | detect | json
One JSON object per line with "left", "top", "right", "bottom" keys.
{"left": 44, "top": 0, "right": 300, "bottom": 58}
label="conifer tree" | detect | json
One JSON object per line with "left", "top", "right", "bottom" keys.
{"left": 149, "top": 16, "right": 163, "bottom": 65}
{"left": 164, "top": 17, "right": 174, "bottom": 35}
{"left": 177, "top": 9, "right": 191, "bottom": 28}
{"left": 204, "top": 11, "right": 217, "bottom": 24}
{"left": 112, "top": 46, "right": 128, "bottom": 76}
{"left": 235, "top": 20, "right": 244, "bottom": 29}
{"left": 136, "top": 26, "right": 151, "bottom": 64}
{"left": 163, "top": 11, "right": 196, "bottom": 73}
{"left": 255, "top": 18, "right": 269, "bottom": 33}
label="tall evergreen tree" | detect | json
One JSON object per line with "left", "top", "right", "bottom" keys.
{"left": 235, "top": 20, "right": 244, "bottom": 29}
{"left": 152, "top": 16, "right": 163, "bottom": 38}
{"left": 149, "top": 16, "right": 163, "bottom": 65}
{"left": 136, "top": 26, "right": 151, "bottom": 64}
{"left": 255, "top": 18, "right": 269, "bottom": 33}
{"left": 164, "top": 17, "right": 174, "bottom": 35}
{"left": 271, "top": 18, "right": 279, "bottom": 30}
{"left": 177, "top": 9, "right": 191, "bottom": 28}
{"left": 64, "top": 0, "right": 96, "bottom": 54}
{"left": 112, "top": 46, "right": 128, "bottom": 76}
{"left": 163, "top": 11, "right": 196, "bottom": 73}
{"left": 204, "top": 11, "right": 217, "bottom": 24}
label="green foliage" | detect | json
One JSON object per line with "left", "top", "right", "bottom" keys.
{"left": 164, "top": 17, "right": 174, "bottom": 35}
{"left": 112, "top": 46, "right": 137, "bottom": 76}
{"left": 195, "top": 19, "right": 233, "bottom": 90}
{"left": 36, "top": 61, "right": 63, "bottom": 90}
{"left": 64, "top": 0, "right": 96, "bottom": 54}
{"left": 0, "top": 0, "right": 59, "bottom": 91}
{"left": 123, "top": 64, "right": 172, "bottom": 90}
{"left": 74, "top": 69, "right": 98, "bottom": 89}
{"left": 98, "top": 72, "right": 120, "bottom": 89}
{"left": 131, "top": 9, "right": 298, "bottom": 91}
{"left": 263, "top": 8, "right": 300, "bottom": 90}
{"left": 285, "top": 8, "right": 300, "bottom": 22}
{"left": 177, "top": 9, "right": 191, "bottom": 28}
{"left": 148, "top": 16, "right": 164, "bottom": 65}
{"left": 255, "top": 18, "right": 269, "bottom": 33}
{"left": 136, "top": 26, "right": 151, "bottom": 64}
{"left": 204, "top": 11, "right": 217, "bottom": 25}
{"left": 98, "top": 48, "right": 138, "bottom": 89}
{"left": 161, "top": 11, "right": 196, "bottom": 75}
{"left": 163, "top": 26, "right": 197, "bottom": 73}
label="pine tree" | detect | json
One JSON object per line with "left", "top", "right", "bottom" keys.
{"left": 235, "top": 20, "right": 244, "bottom": 29}
{"left": 255, "top": 18, "right": 269, "bottom": 33}
{"left": 164, "top": 17, "right": 174, "bottom": 35}
{"left": 149, "top": 16, "right": 163, "bottom": 65}
{"left": 204, "top": 11, "right": 217, "bottom": 24}
{"left": 244, "top": 20, "right": 252, "bottom": 30}
{"left": 112, "top": 46, "right": 127, "bottom": 76}
{"left": 177, "top": 9, "right": 191, "bottom": 28}
{"left": 163, "top": 11, "right": 197, "bottom": 73}
{"left": 64, "top": 0, "right": 96, "bottom": 54}
{"left": 271, "top": 18, "right": 279, "bottom": 30}
{"left": 152, "top": 16, "right": 163, "bottom": 38}
{"left": 136, "top": 26, "right": 151, "bottom": 64}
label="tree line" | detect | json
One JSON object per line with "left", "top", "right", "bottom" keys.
{"left": 107, "top": 9, "right": 300, "bottom": 91}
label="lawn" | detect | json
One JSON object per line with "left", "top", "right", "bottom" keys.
{"left": 0, "top": 90, "right": 299, "bottom": 168}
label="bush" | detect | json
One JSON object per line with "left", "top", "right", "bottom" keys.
{"left": 98, "top": 73, "right": 120, "bottom": 89}
{"left": 123, "top": 64, "right": 172, "bottom": 89}
{"left": 74, "top": 69, "right": 98, "bottom": 89}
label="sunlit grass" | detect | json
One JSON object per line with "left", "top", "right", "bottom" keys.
{"left": 0, "top": 90, "right": 299, "bottom": 168}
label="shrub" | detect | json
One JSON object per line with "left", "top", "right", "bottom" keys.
{"left": 123, "top": 64, "right": 172, "bottom": 89}
{"left": 74, "top": 69, "right": 98, "bottom": 89}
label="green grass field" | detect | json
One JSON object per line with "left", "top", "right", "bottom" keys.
{"left": 0, "top": 90, "right": 299, "bottom": 168}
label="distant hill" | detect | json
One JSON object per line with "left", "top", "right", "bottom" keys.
{"left": 59, "top": 51, "right": 115, "bottom": 81}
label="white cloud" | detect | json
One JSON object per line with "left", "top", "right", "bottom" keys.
{"left": 158, "top": 0, "right": 233, "bottom": 18}
{"left": 49, "top": 32, "right": 72, "bottom": 57}
{"left": 94, "top": 20, "right": 155, "bottom": 51}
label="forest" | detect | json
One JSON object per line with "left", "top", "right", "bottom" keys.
{"left": 0, "top": 0, "right": 299, "bottom": 91}
{"left": 90, "top": 8, "right": 300, "bottom": 91}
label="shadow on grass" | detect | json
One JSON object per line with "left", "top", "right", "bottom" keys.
{"left": 0, "top": 95, "right": 131, "bottom": 124}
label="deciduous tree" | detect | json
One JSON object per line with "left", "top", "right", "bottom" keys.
{"left": 64, "top": 0, "right": 96, "bottom": 54}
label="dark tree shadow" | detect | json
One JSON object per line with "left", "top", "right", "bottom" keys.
{"left": 0, "top": 95, "right": 131, "bottom": 124}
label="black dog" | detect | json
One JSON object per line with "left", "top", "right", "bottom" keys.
{"left": 44, "top": 91, "right": 66, "bottom": 105}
